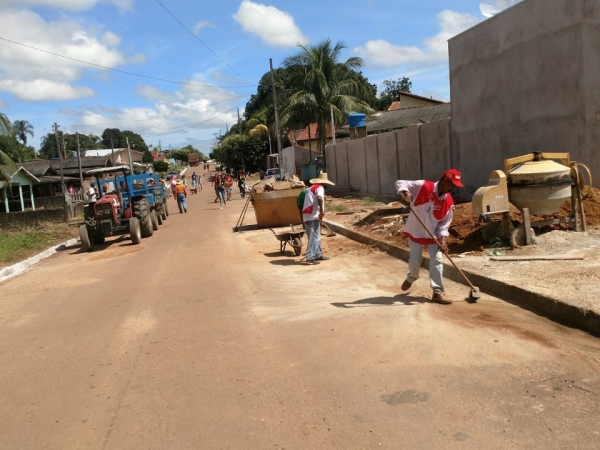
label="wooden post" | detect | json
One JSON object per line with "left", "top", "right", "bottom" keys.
{"left": 522, "top": 208, "right": 532, "bottom": 245}
{"left": 126, "top": 137, "right": 134, "bottom": 173}
{"left": 53, "top": 123, "right": 66, "bottom": 194}
{"left": 76, "top": 132, "right": 84, "bottom": 190}
{"left": 269, "top": 58, "right": 282, "bottom": 169}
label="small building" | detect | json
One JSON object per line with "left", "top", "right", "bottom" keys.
{"left": 281, "top": 145, "right": 320, "bottom": 180}
{"left": 0, "top": 167, "right": 40, "bottom": 212}
{"left": 287, "top": 123, "right": 335, "bottom": 152}
{"left": 387, "top": 91, "right": 446, "bottom": 110}
{"left": 85, "top": 148, "right": 144, "bottom": 167}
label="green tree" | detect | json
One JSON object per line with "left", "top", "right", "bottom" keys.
{"left": 39, "top": 132, "right": 102, "bottom": 159}
{"left": 0, "top": 135, "right": 35, "bottom": 162}
{"left": 12, "top": 120, "right": 34, "bottom": 146}
{"left": 142, "top": 149, "right": 154, "bottom": 164}
{"left": 153, "top": 160, "right": 169, "bottom": 174}
{"left": 0, "top": 113, "right": 18, "bottom": 188}
{"left": 101, "top": 128, "right": 123, "bottom": 148}
{"left": 281, "top": 39, "right": 375, "bottom": 153}
{"left": 122, "top": 130, "right": 149, "bottom": 153}
{"left": 213, "top": 134, "right": 269, "bottom": 173}
{"left": 377, "top": 77, "right": 412, "bottom": 111}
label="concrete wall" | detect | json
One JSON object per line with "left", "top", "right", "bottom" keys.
{"left": 325, "top": 119, "right": 451, "bottom": 195}
{"left": 449, "top": 0, "right": 599, "bottom": 195}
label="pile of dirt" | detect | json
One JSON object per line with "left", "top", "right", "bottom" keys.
{"left": 352, "top": 187, "right": 600, "bottom": 254}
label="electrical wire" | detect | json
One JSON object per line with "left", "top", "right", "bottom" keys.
{"left": 153, "top": 0, "right": 253, "bottom": 85}
{"left": 0, "top": 36, "right": 255, "bottom": 89}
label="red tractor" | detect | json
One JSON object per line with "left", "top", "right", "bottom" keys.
{"left": 79, "top": 166, "right": 159, "bottom": 251}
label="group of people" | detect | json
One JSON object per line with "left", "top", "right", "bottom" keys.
{"left": 300, "top": 168, "right": 464, "bottom": 305}
{"left": 211, "top": 172, "right": 235, "bottom": 209}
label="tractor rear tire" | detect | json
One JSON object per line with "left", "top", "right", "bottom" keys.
{"left": 134, "top": 199, "right": 153, "bottom": 238}
{"left": 129, "top": 217, "right": 142, "bottom": 245}
{"left": 79, "top": 225, "right": 93, "bottom": 252}
{"left": 93, "top": 234, "right": 106, "bottom": 245}
{"left": 150, "top": 210, "right": 159, "bottom": 231}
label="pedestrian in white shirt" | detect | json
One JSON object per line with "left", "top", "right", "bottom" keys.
{"left": 302, "top": 172, "right": 335, "bottom": 264}
{"left": 395, "top": 169, "right": 463, "bottom": 304}
{"left": 87, "top": 182, "right": 98, "bottom": 203}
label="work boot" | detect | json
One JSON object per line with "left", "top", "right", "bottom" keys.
{"left": 401, "top": 279, "right": 413, "bottom": 291}
{"left": 432, "top": 292, "right": 452, "bottom": 305}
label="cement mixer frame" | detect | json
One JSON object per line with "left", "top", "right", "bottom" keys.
{"left": 473, "top": 152, "right": 591, "bottom": 247}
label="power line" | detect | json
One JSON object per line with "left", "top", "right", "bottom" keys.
{"left": 153, "top": 0, "right": 253, "bottom": 85}
{"left": 0, "top": 36, "right": 255, "bottom": 89}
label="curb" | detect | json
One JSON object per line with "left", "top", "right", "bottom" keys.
{"left": 324, "top": 220, "right": 600, "bottom": 337}
{"left": 0, "top": 238, "right": 79, "bottom": 285}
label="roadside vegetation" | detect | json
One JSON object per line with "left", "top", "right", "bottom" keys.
{"left": 0, "top": 222, "right": 76, "bottom": 268}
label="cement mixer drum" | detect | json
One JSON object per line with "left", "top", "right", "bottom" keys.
{"left": 507, "top": 159, "right": 572, "bottom": 215}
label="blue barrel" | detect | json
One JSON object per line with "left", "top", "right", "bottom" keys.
{"left": 347, "top": 113, "right": 366, "bottom": 128}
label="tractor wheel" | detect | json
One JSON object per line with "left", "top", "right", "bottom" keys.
{"left": 79, "top": 225, "right": 93, "bottom": 252}
{"left": 150, "top": 210, "right": 159, "bottom": 231}
{"left": 93, "top": 234, "right": 106, "bottom": 245}
{"left": 156, "top": 209, "right": 163, "bottom": 225}
{"left": 133, "top": 199, "right": 153, "bottom": 238}
{"left": 129, "top": 217, "right": 142, "bottom": 245}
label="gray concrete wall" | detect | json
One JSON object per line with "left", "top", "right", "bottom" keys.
{"left": 365, "top": 136, "right": 380, "bottom": 194}
{"left": 396, "top": 126, "right": 422, "bottom": 180}
{"left": 346, "top": 139, "right": 368, "bottom": 192}
{"left": 324, "top": 120, "right": 451, "bottom": 195}
{"left": 449, "top": 0, "right": 599, "bottom": 195}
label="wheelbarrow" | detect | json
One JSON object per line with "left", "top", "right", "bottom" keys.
{"left": 270, "top": 225, "right": 305, "bottom": 256}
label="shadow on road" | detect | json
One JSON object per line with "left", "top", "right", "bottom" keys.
{"left": 331, "top": 293, "right": 430, "bottom": 308}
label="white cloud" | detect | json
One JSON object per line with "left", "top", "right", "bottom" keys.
{"left": 233, "top": 0, "right": 308, "bottom": 48}
{"left": 193, "top": 20, "right": 216, "bottom": 35}
{"left": 0, "top": 8, "right": 139, "bottom": 101}
{"left": 354, "top": 10, "right": 479, "bottom": 68}
{"left": 0, "top": 98, "right": 9, "bottom": 109}
{"left": 0, "top": 80, "right": 95, "bottom": 101}
{"left": 0, "top": 0, "right": 133, "bottom": 12}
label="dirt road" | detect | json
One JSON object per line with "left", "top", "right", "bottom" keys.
{"left": 1, "top": 181, "right": 599, "bottom": 449}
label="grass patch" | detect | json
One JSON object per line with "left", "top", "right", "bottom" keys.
{"left": 362, "top": 197, "right": 377, "bottom": 206}
{"left": 0, "top": 222, "right": 76, "bottom": 268}
{"left": 328, "top": 203, "right": 349, "bottom": 212}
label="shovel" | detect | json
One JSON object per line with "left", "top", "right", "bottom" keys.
{"left": 409, "top": 205, "right": 481, "bottom": 303}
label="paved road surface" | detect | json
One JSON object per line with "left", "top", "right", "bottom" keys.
{"left": 1, "top": 179, "right": 599, "bottom": 449}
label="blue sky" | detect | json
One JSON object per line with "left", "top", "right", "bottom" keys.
{"left": 0, "top": 0, "right": 491, "bottom": 154}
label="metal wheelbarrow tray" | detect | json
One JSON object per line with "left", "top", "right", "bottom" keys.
{"left": 270, "top": 226, "right": 305, "bottom": 256}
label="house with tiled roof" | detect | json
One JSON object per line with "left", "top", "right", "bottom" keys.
{"left": 287, "top": 123, "right": 336, "bottom": 152}
{"left": 387, "top": 91, "right": 445, "bottom": 111}
{"left": 151, "top": 150, "right": 166, "bottom": 162}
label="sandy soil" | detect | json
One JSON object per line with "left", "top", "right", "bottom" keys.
{"left": 326, "top": 188, "right": 600, "bottom": 312}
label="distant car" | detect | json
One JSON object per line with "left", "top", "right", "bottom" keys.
{"left": 265, "top": 168, "right": 281, "bottom": 181}
{"left": 168, "top": 170, "right": 179, "bottom": 178}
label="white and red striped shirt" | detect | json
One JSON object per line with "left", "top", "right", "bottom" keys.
{"left": 302, "top": 184, "right": 324, "bottom": 222}
{"left": 394, "top": 180, "right": 454, "bottom": 245}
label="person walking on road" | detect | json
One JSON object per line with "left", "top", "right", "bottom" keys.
{"left": 174, "top": 180, "right": 188, "bottom": 213}
{"left": 213, "top": 173, "right": 227, "bottom": 209}
{"left": 302, "top": 172, "right": 335, "bottom": 264}
{"left": 394, "top": 169, "right": 463, "bottom": 305}
{"left": 238, "top": 171, "right": 246, "bottom": 198}
{"left": 225, "top": 174, "right": 234, "bottom": 201}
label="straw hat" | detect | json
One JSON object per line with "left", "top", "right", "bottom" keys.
{"left": 309, "top": 171, "right": 335, "bottom": 185}
{"left": 176, "top": 180, "right": 183, "bottom": 185}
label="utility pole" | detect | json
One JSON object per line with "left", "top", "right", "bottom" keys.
{"left": 237, "top": 107, "right": 245, "bottom": 172}
{"left": 269, "top": 58, "right": 282, "bottom": 168}
{"left": 225, "top": 123, "right": 229, "bottom": 134}
{"left": 126, "top": 137, "right": 134, "bottom": 173}
{"left": 53, "top": 123, "right": 66, "bottom": 193}
{"left": 75, "top": 132, "right": 84, "bottom": 190}
{"left": 110, "top": 135, "right": 116, "bottom": 168}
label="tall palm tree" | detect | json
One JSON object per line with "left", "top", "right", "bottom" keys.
{"left": 281, "top": 39, "right": 374, "bottom": 153}
{"left": 12, "top": 120, "right": 34, "bottom": 146}
{"left": 1, "top": 113, "right": 18, "bottom": 188}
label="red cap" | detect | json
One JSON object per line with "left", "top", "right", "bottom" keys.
{"left": 442, "top": 169, "right": 463, "bottom": 187}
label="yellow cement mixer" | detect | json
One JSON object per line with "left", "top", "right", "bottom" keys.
{"left": 472, "top": 152, "right": 592, "bottom": 246}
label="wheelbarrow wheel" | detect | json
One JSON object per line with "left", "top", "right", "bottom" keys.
{"left": 292, "top": 237, "right": 302, "bottom": 256}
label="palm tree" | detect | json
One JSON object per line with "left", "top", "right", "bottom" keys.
{"left": 281, "top": 39, "right": 374, "bottom": 153}
{"left": 13, "top": 120, "right": 34, "bottom": 146}
{"left": 1, "top": 113, "right": 18, "bottom": 188}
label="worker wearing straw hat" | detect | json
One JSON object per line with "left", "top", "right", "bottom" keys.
{"left": 301, "top": 171, "right": 335, "bottom": 264}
